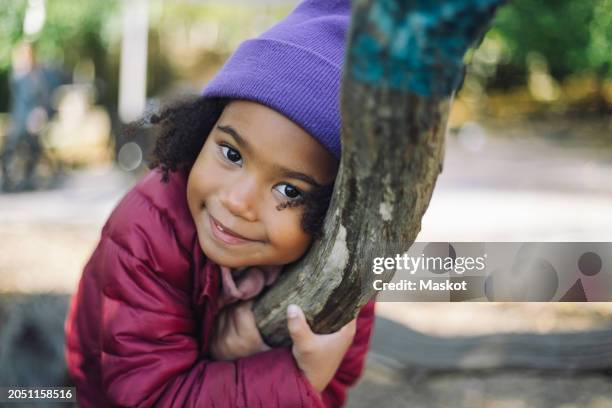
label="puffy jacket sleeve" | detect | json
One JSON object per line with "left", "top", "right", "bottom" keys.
{"left": 321, "top": 298, "right": 376, "bottom": 407}
{"left": 97, "top": 209, "right": 323, "bottom": 407}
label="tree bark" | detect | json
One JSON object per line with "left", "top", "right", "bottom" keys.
{"left": 254, "top": 0, "right": 505, "bottom": 347}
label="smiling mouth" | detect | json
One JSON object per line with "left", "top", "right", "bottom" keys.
{"left": 208, "top": 214, "right": 257, "bottom": 245}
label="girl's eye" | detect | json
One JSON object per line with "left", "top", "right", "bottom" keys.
{"left": 274, "top": 183, "right": 302, "bottom": 200}
{"left": 220, "top": 145, "right": 242, "bottom": 165}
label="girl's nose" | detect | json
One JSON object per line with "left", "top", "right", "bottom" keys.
{"left": 219, "top": 175, "right": 259, "bottom": 222}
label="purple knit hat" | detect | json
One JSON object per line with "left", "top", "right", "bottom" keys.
{"left": 201, "top": 0, "right": 350, "bottom": 160}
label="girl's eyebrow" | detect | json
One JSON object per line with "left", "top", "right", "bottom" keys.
{"left": 216, "top": 124, "right": 322, "bottom": 187}
{"left": 217, "top": 125, "right": 252, "bottom": 154}
{"left": 275, "top": 167, "right": 322, "bottom": 187}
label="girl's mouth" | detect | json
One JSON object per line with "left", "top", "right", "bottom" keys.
{"left": 208, "top": 214, "right": 256, "bottom": 245}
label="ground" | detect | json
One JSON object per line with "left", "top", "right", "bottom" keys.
{"left": 1, "top": 121, "right": 612, "bottom": 407}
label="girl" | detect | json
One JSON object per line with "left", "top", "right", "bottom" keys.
{"left": 65, "top": 1, "right": 376, "bottom": 406}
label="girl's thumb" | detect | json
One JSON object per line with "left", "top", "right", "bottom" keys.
{"left": 287, "top": 304, "right": 307, "bottom": 342}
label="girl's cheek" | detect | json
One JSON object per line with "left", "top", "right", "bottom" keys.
{"left": 189, "top": 153, "right": 224, "bottom": 206}
{"left": 267, "top": 209, "right": 311, "bottom": 263}
{"left": 199, "top": 149, "right": 227, "bottom": 183}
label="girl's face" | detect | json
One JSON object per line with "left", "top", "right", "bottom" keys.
{"left": 187, "top": 100, "right": 338, "bottom": 268}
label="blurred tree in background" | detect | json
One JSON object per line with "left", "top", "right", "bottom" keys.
{"left": 465, "top": 0, "right": 611, "bottom": 113}
{"left": 0, "top": 0, "right": 609, "bottom": 115}
{"left": 491, "top": 0, "right": 596, "bottom": 85}
{"left": 588, "top": 0, "right": 612, "bottom": 111}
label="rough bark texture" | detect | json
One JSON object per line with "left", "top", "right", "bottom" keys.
{"left": 254, "top": 0, "right": 504, "bottom": 347}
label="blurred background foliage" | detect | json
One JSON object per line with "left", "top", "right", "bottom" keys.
{"left": 458, "top": 0, "right": 612, "bottom": 121}
{"left": 0, "top": 0, "right": 610, "bottom": 147}
{"left": 0, "top": 1, "right": 292, "bottom": 111}
{"left": 488, "top": 0, "right": 610, "bottom": 86}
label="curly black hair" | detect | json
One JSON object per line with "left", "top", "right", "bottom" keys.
{"left": 145, "top": 96, "right": 335, "bottom": 239}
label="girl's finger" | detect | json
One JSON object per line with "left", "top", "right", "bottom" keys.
{"left": 232, "top": 300, "right": 270, "bottom": 352}
{"left": 216, "top": 308, "right": 228, "bottom": 335}
{"left": 225, "top": 304, "right": 240, "bottom": 340}
{"left": 340, "top": 318, "right": 357, "bottom": 337}
{"left": 233, "top": 300, "right": 259, "bottom": 338}
{"left": 287, "top": 304, "right": 314, "bottom": 347}
{"left": 311, "top": 317, "right": 357, "bottom": 347}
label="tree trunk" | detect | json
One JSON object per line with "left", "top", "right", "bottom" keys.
{"left": 254, "top": 0, "right": 505, "bottom": 347}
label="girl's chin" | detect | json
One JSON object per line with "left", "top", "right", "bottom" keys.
{"left": 199, "top": 239, "right": 262, "bottom": 268}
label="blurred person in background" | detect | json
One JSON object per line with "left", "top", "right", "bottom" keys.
{"left": 1, "top": 41, "right": 63, "bottom": 192}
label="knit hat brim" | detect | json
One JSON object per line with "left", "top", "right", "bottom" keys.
{"left": 202, "top": 38, "right": 342, "bottom": 159}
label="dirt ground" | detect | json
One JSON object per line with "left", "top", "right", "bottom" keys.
{"left": 349, "top": 357, "right": 612, "bottom": 408}
{"left": 2, "top": 123, "right": 612, "bottom": 407}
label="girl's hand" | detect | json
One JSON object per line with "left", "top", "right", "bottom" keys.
{"left": 210, "top": 300, "right": 271, "bottom": 361}
{"left": 287, "top": 304, "right": 357, "bottom": 393}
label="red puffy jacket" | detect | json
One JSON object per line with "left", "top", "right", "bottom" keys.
{"left": 64, "top": 167, "right": 376, "bottom": 407}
